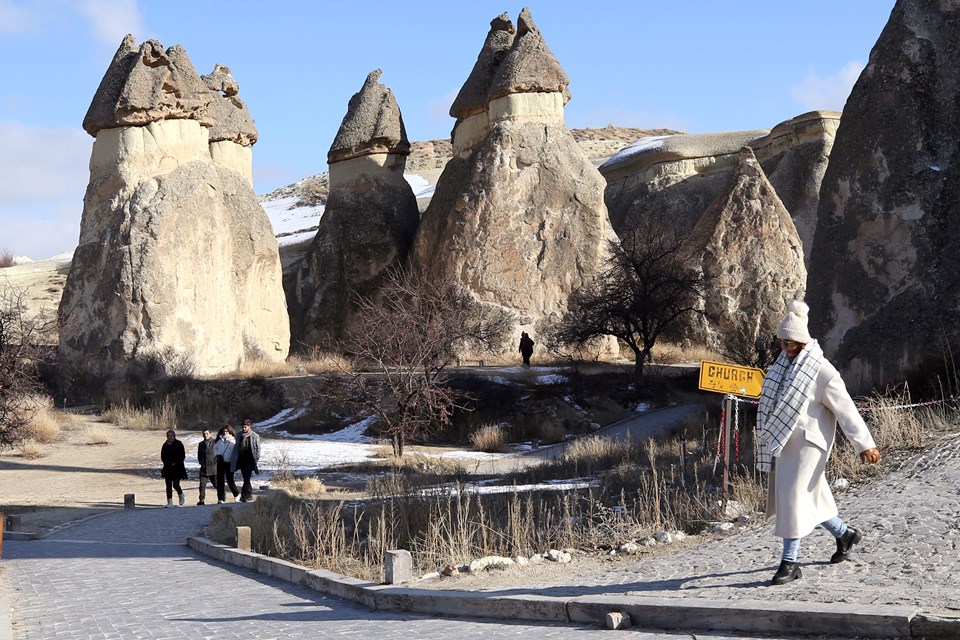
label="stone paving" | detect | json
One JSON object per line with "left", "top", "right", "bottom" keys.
{"left": 3, "top": 430, "right": 960, "bottom": 638}
{"left": 2, "top": 505, "right": 839, "bottom": 640}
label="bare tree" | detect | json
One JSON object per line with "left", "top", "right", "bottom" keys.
{"left": 342, "top": 267, "right": 512, "bottom": 457}
{"left": 0, "top": 249, "right": 14, "bottom": 269}
{"left": 0, "top": 286, "right": 56, "bottom": 449}
{"left": 545, "top": 219, "right": 709, "bottom": 377}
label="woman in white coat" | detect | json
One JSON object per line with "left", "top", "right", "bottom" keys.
{"left": 757, "top": 301, "right": 881, "bottom": 586}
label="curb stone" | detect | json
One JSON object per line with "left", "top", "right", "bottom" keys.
{"left": 188, "top": 536, "right": 945, "bottom": 637}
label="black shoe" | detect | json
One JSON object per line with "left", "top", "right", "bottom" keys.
{"left": 197, "top": 500, "right": 204, "bottom": 506}
{"left": 831, "top": 527, "right": 862, "bottom": 563}
{"left": 770, "top": 560, "right": 802, "bottom": 585}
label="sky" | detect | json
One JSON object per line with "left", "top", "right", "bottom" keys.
{"left": 0, "top": 0, "right": 896, "bottom": 260}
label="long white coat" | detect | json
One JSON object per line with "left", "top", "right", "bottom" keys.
{"left": 766, "top": 359, "right": 877, "bottom": 538}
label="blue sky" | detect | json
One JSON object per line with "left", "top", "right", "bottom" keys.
{"left": 0, "top": 0, "right": 895, "bottom": 260}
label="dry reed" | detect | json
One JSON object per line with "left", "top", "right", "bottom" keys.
{"left": 469, "top": 423, "right": 507, "bottom": 452}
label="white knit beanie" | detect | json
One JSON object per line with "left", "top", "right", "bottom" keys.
{"left": 776, "top": 301, "right": 812, "bottom": 343}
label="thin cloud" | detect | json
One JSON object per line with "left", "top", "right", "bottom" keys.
{"left": 427, "top": 88, "right": 458, "bottom": 127}
{"left": 790, "top": 61, "right": 864, "bottom": 112}
{"left": 0, "top": 0, "right": 51, "bottom": 34}
{"left": 72, "top": 0, "right": 144, "bottom": 46}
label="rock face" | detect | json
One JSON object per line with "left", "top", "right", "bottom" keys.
{"left": 687, "top": 148, "right": 807, "bottom": 360}
{"left": 601, "top": 111, "right": 840, "bottom": 266}
{"left": 410, "top": 9, "right": 617, "bottom": 348}
{"left": 288, "top": 70, "right": 419, "bottom": 349}
{"left": 202, "top": 64, "right": 258, "bottom": 184}
{"left": 807, "top": 0, "right": 960, "bottom": 393}
{"left": 59, "top": 36, "right": 288, "bottom": 380}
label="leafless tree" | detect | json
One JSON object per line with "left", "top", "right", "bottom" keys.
{"left": 545, "top": 219, "right": 709, "bottom": 377}
{"left": 0, "top": 286, "right": 56, "bottom": 449}
{"left": 341, "top": 267, "right": 512, "bottom": 457}
{"left": 0, "top": 249, "right": 14, "bottom": 269}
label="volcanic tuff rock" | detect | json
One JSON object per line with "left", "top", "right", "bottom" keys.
{"left": 686, "top": 148, "right": 806, "bottom": 360}
{"left": 82, "top": 35, "right": 213, "bottom": 136}
{"left": 601, "top": 111, "right": 840, "bottom": 265}
{"left": 288, "top": 70, "right": 419, "bottom": 349}
{"left": 202, "top": 64, "right": 258, "bottom": 183}
{"left": 59, "top": 37, "right": 288, "bottom": 380}
{"left": 411, "top": 9, "right": 617, "bottom": 350}
{"left": 807, "top": 0, "right": 960, "bottom": 393}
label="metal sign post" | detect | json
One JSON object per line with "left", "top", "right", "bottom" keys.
{"left": 722, "top": 395, "right": 733, "bottom": 506}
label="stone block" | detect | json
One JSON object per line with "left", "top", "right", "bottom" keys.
{"left": 235, "top": 526, "right": 251, "bottom": 550}
{"left": 384, "top": 549, "right": 413, "bottom": 584}
{"left": 606, "top": 611, "right": 632, "bottom": 630}
{"left": 123, "top": 493, "right": 136, "bottom": 510}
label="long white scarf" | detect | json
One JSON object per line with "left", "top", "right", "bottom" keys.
{"left": 756, "top": 339, "right": 824, "bottom": 472}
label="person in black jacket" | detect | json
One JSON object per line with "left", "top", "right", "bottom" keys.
{"left": 196, "top": 429, "right": 216, "bottom": 505}
{"left": 160, "top": 429, "right": 187, "bottom": 508}
{"left": 232, "top": 419, "right": 261, "bottom": 502}
{"left": 518, "top": 332, "right": 535, "bottom": 367}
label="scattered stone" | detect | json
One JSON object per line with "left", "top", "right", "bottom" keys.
{"left": 606, "top": 611, "right": 632, "bottom": 630}
{"left": 440, "top": 563, "right": 460, "bottom": 577}
{"left": 589, "top": 422, "right": 602, "bottom": 431}
{"left": 654, "top": 531, "right": 674, "bottom": 544}
{"left": 469, "top": 555, "right": 515, "bottom": 572}
{"left": 617, "top": 542, "right": 639, "bottom": 555}
{"left": 736, "top": 514, "right": 752, "bottom": 524}
{"left": 639, "top": 537, "right": 657, "bottom": 547}
{"left": 529, "top": 553, "right": 544, "bottom": 564}
{"left": 831, "top": 478, "right": 850, "bottom": 492}
{"left": 545, "top": 549, "right": 571, "bottom": 563}
{"left": 712, "top": 522, "right": 735, "bottom": 533}
{"left": 513, "top": 556, "right": 529, "bottom": 566}
{"left": 708, "top": 499, "right": 747, "bottom": 521}
{"left": 420, "top": 571, "right": 441, "bottom": 581}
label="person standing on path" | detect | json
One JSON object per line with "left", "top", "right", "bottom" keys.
{"left": 196, "top": 429, "right": 217, "bottom": 505}
{"left": 518, "top": 332, "right": 535, "bottom": 367}
{"left": 232, "top": 419, "right": 261, "bottom": 502}
{"left": 757, "top": 301, "right": 882, "bottom": 586}
{"left": 160, "top": 429, "right": 187, "bottom": 508}
{"left": 213, "top": 425, "right": 240, "bottom": 503}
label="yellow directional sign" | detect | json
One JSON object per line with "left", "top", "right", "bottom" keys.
{"left": 698, "top": 360, "right": 765, "bottom": 399}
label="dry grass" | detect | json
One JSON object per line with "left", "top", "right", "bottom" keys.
{"left": 224, "top": 352, "right": 353, "bottom": 379}
{"left": 19, "top": 440, "right": 44, "bottom": 459}
{"left": 21, "top": 396, "right": 63, "bottom": 444}
{"left": 83, "top": 426, "right": 112, "bottom": 445}
{"left": 652, "top": 341, "right": 722, "bottom": 365}
{"left": 469, "top": 423, "right": 507, "bottom": 452}
{"left": 288, "top": 476, "right": 325, "bottom": 495}
{"left": 103, "top": 398, "right": 176, "bottom": 431}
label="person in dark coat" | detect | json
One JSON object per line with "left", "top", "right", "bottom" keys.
{"left": 232, "top": 419, "right": 261, "bottom": 502}
{"left": 160, "top": 429, "right": 187, "bottom": 508}
{"left": 196, "top": 428, "right": 216, "bottom": 505}
{"left": 213, "top": 425, "right": 240, "bottom": 503}
{"left": 518, "top": 332, "right": 535, "bottom": 367}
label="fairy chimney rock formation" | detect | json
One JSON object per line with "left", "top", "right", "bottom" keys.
{"left": 59, "top": 36, "right": 289, "bottom": 381}
{"left": 411, "top": 8, "right": 618, "bottom": 353}
{"left": 450, "top": 13, "right": 515, "bottom": 155}
{"left": 326, "top": 69, "right": 410, "bottom": 190}
{"left": 601, "top": 111, "right": 840, "bottom": 266}
{"left": 688, "top": 147, "right": 807, "bottom": 357}
{"left": 202, "top": 64, "right": 258, "bottom": 184}
{"left": 288, "top": 70, "right": 419, "bottom": 348}
{"left": 808, "top": 0, "right": 960, "bottom": 393}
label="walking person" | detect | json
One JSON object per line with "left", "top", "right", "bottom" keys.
{"left": 196, "top": 428, "right": 217, "bottom": 505}
{"left": 757, "top": 301, "right": 881, "bottom": 586}
{"left": 518, "top": 331, "right": 535, "bottom": 367}
{"left": 232, "top": 419, "right": 261, "bottom": 502}
{"left": 160, "top": 429, "right": 187, "bottom": 508}
{"left": 213, "top": 425, "right": 240, "bottom": 504}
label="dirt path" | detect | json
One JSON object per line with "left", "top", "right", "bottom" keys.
{"left": 0, "top": 412, "right": 202, "bottom": 534}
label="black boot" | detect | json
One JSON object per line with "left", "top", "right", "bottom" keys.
{"left": 831, "top": 527, "right": 862, "bottom": 563}
{"left": 770, "top": 560, "right": 802, "bottom": 585}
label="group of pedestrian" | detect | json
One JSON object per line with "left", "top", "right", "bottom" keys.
{"left": 160, "top": 419, "right": 261, "bottom": 507}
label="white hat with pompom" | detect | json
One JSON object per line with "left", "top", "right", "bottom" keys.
{"left": 776, "top": 301, "right": 812, "bottom": 343}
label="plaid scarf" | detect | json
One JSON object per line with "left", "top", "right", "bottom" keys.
{"left": 756, "top": 339, "right": 824, "bottom": 472}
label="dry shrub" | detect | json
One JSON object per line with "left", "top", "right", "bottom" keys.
{"left": 104, "top": 398, "right": 176, "bottom": 431}
{"left": 289, "top": 476, "right": 325, "bottom": 495}
{"left": 225, "top": 352, "right": 352, "bottom": 379}
{"left": 19, "top": 440, "right": 44, "bottom": 459}
{"left": 470, "top": 423, "right": 507, "bottom": 452}
{"left": 533, "top": 419, "right": 567, "bottom": 445}
{"left": 83, "top": 426, "right": 112, "bottom": 445}
{"left": 0, "top": 248, "right": 13, "bottom": 268}
{"left": 20, "top": 395, "right": 63, "bottom": 444}
{"left": 652, "top": 341, "right": 721, "bottom": 365}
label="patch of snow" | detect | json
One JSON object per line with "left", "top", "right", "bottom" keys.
{"left": 534, "top": 374, "right": 568, "bottom": 385}
{"left": 404, "top": 173, "right": 436, "bottom": 198}
{"left": 634, "top": 402, "right": 651, "bottom": 413}
{"left": 600, "top": 135, "right": 670, "bottom": 169}
{"left": 260, "top": 196, "right": 324, "bottom": 241}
